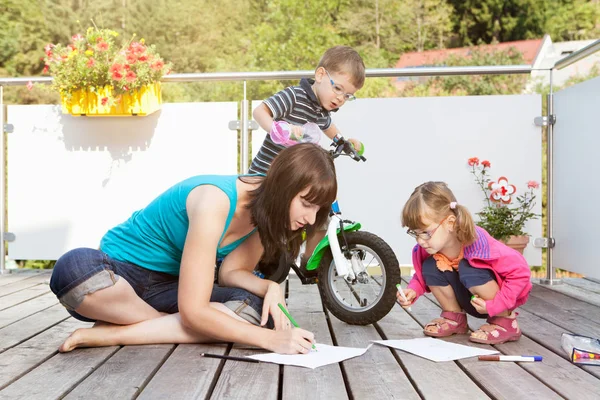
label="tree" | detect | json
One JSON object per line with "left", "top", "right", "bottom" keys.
{"left": 544, "top": 0, "right": 600, "bottom": 41}
{"left": 448, "top": 0, "right": 547, "bottom": 45}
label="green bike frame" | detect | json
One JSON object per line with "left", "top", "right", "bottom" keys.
{"left": 305, "top": 222, "right": 361, "bottom": 271}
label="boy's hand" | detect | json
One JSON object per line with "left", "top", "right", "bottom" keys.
{"left": 348, "top": 138, "right": 363, "bottom": 153}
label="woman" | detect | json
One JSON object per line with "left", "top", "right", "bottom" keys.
{"left": 50, "top": 143, "right": 336, "bottom": 354}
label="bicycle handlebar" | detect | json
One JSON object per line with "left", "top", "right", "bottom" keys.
{"left": 330, "top": 136, "right": 367, "bottom": 162}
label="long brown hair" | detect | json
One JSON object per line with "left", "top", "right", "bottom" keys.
{"left": 244, "top": 143, "right": 337, "bottom": 261}
{"left": 402, "top": 181, "right": 477, "bottom": 246}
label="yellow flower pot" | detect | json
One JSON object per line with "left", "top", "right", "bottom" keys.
{"left": 61, "top": 83, "right": 162, "bottom": 116}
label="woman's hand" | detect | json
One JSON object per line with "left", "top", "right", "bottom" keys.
{"left": 261, "top": 281, "right": 290, "bottom": 330}
{"left": 268, "top": 327, "right": 316, "bottom": 354}
{"left": 396, "top": 288, "right": 416, "bottom": 308}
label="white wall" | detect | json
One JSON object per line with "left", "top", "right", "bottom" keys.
{"left": 553, "top": 76, "right": 600, "bottom": 279}
{"left": 252, "top": 95, "right": 543, "bottom": 266}
{"left": 7, "top": 103, "right": 238, "bottom": 259}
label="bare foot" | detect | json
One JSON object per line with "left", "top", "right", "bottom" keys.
{"left": 59, "top": 329, "right": 85, "bottom": 353}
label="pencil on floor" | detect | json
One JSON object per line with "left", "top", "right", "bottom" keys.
{"left": 200, "top": 352, "right": 260, "bottom": 363}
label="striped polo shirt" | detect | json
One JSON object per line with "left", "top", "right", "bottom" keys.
{"left": 249, "top": 78, "right": 333, "bottom": 174}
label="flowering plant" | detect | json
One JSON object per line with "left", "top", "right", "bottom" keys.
{"left": 468, "top": 157, "right": 540, "bottom": 241}
{"left": 42, "top": 26, "right": 171, "bottom": 104}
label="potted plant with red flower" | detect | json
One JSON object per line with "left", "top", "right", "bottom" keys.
{"left": 43, "top": 25, "right": 171, "bottom": 116}
{"left": 468, "top": 157, "right": 540, "bottom": 253}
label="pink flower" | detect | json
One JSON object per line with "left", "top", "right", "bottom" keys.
{"left": 86, "top": 58, "right": 96, "bottom": 67}
{"left": 109, "top": 64, "right": 123, "bottom": 74}
{"left": 527, "top": 181, "right": 540, "bottom": 189}
{"left": 482, "top": 160, "right": 491, "bottom": 168}
{"left": 26, "top": 81, "right": 33, "bottom": 91}
{"left": 71, "top": 34, "right": 83, "bottom": 42}
{"left": 151, "top": 60, "right": 164, "bottom": 71}
{"left": 96, "top": 41, "right": 109, "bottom": 52}
{"left": 488, "top": 177, "right": 516, "bottom": 204}
{"left": 111, "top": 71, "right": 123, "bottom": 80}
{"left": 468, "top": 157, "right": 480, "bottom": 166}
{"left": 44, "top": 44, "right": 54, "bottom": 56}
{"left": 125, "top": 71, "right": 137, "bottom": 83}
{"left": 42, "top": 65, "right": 49, "bottom": 74}
{"left": 101, "top": 97, "right": 109, "bottom": 106}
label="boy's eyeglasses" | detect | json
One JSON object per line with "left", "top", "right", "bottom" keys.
{"left": 324, "top": 69, "right": 356, "bottom": 102}
{"left": 406, "top": 216, "right": 449, "bottom": 241}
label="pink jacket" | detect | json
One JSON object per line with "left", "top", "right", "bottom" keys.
{"left": 407, "top": 226, "right": 532, "bottom": 317}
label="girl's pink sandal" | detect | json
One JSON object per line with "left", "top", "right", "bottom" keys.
{"left": 423, "top": 311, "right": 468, "bottom": 338}
{"left": 469, "top": 313, "right": 522, "bottom": 344}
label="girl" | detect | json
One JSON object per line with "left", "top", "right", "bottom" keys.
{"left": 396, "top": 181, "right": 532, "bottom": 344}
{"left": 50, "top": 143, "right": 336, "bottom": 354}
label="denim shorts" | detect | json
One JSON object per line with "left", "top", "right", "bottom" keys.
{"left": 421, "top": 256, "right": 496, "bottom": 318}
{"left": 50, "top": 247, "right": 269, "bottom": 326}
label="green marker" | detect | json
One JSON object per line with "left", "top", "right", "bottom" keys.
{"left": 471, "top": 295, "right": 476, "bottom": 301}
{"left": 277, "top": 303, "right": 317, "bottom": 351}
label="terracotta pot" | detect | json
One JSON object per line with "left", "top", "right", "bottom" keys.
{"left": 503, "top": 235, "right": 530, "bottom": 254}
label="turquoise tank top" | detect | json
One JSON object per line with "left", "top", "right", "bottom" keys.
{"left": 100, "top": 175, "right": 256, "bottom": 275}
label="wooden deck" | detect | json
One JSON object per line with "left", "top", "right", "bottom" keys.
{"left": 1, "top": 270, "right": 600, "bottom": 399}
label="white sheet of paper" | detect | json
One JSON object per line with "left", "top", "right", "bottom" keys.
{"left": 373, "top": 338, "right": 499, "bottom": 362}
{"left": 247, "top": 343, "right": 372, "bottom": 369}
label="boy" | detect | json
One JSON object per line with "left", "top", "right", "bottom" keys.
{"left": 249, "top": 45, "right": 366, "bottom": 175}
{"left": 250, "top": 45, "right": 366, "bottom": 268}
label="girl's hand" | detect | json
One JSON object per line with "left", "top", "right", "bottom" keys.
{"left": 268, "top": 328, "right": 315, "bottom": 354}
{"left": 396, "top": 288, "right": 416, "bottom": 307}
{"left": 470, "top": 295, "right": 488, "bottom": 314}
{"left": 261, "top": 282, "right": 290, "bottom": 330}
{"left": 348, "top": 138, "right": 363, "bottom": 153}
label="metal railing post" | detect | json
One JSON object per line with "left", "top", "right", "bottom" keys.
{"left": 240, "top": 81, "right": 249, "bottom": 173}
{"left": 541, "top": 69, "right": 559, "bottom": 285}
{"left": 0, "top": 85, "right": 5, "bottom": 274}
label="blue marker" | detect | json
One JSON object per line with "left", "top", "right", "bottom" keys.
{"left": 479, "top": 355, "right": 543, "bottom": 362}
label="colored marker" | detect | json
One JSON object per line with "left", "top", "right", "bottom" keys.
{"left": 277, "top": 303, "right": 317, "bottom": 351}
{"left": 200, "top": 353, "right": 260, "bottom": 363}
{"left": 396, "top": 284, "right": 412, "bottom": 311}
{"left": 478, "top": 355, "right": 543, "bottom": 362}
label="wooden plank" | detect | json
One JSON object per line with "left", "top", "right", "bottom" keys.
{"left": 562, "top": 277, "right": 600, "bottom": 295}
{"left": 283, "top": 276, "right": 348, "bottom": 400}
{"left": 63, "top": 344, "right": 174, "bottom": 399}
{"left": 0, "top": 318, "right": 91, "bottom": 390}
{"left": 0, "top": 304, "right": 70, "bottom": 352}
{"left": 529, "top": 284, "right": 600, "bottom": 321}
{"left": 0, "top": 273, "right": 51, "bottom": 297}
{"left": 495, "top": 334, "right": 600, "bottom": 399}
{"left": 0, "top": 293, "right": 58, "bottom": 329}
{"left": 516, "top": 308, "right": 600, "bottom": 379}
{"left": 0, "top": 271, "right": 49, "bottom": 287}
{"left": 533, "top": 279, "right": 600, "bottom": 307}
{"left": 0, "top": 285, "right": 51, "bottom": 311}
{"left": 519, "top": 292, "right": 600, "bottom": 338}
{"left": 413, "top": 292, "right": 563, "bottom": 399}
{"left": 377, "top": 303, "right": 491, "bottom": 399}
{"left": 328, "top": 314, "right": 420, "bottom": 399}
{"left": 0, "top": 347, "right": 119, "bottom": 399}
{"left": 138, "top": 344, "right": 228, "bottom": 400}
{"left": 210, "top": 345, "right": 279, "bottom": 400}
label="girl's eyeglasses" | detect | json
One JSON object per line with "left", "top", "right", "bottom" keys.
{"left": 406, "top": 215, "right": 449, "bottom": 241}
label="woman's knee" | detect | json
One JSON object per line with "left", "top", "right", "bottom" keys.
{"left": 210, "top": 286, "right": 272, "bottom": 328}
{"left": 50, "top": 248, "right": 118, "bottom": 311}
